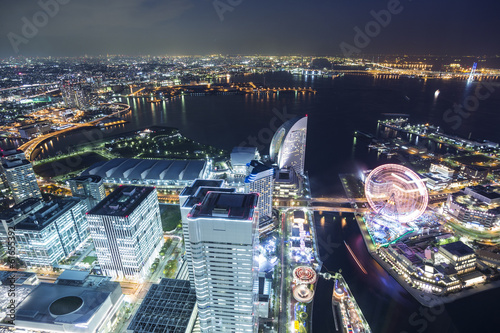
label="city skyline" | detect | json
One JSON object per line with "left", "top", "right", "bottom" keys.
{"left": 1, "top": 1, "right": 500, "bottom": 332}
{"left": 0, "top": 0, "right": 499, "bottom": 57}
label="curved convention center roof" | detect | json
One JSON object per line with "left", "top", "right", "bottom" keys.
{"left": 82, "top": 158, "right": 208, "bottom": 186}
{"left": 269, "top": 116, "right": 308, "bottom": 175}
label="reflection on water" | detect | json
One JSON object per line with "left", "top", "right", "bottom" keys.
{"left": 1, "top": 73, "right": 499, "bottom": 331}
{"left": 315, "top": 212, "right": 439, "bottom": 332}
{"left": 312, "top": 211, "right": 500, "bottom": 332}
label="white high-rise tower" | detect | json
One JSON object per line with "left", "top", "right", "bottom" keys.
{"left": 188, "top": 191, "right": 259, "bottom": 333}
{"left": 179, "top": 179, "right": 233, "bottom": 289}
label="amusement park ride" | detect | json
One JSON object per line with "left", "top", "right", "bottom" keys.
{"left": 363, "top": 164, "right": 429, "bottom": 245}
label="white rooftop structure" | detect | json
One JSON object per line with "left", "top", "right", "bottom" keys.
{"left": 269, "top": 116, "right": 308, "bottom": 175}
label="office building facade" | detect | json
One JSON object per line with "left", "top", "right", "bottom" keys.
{"left": 188, "top": 192, "right": 259, "bottom": 332}
{"left": 14, "top": 198, "right": 89, "bottom": 267}
{"left": 87, "top": 186, "right": 163, "bottom": 280}
{"left": 1, "top": 158, "right": 42, "bottom": 204}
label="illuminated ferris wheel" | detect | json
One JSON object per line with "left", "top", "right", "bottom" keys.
{"left": 364, "top": 164, "right": 428, "bottom": 223}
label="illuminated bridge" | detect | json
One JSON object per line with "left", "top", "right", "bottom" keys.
{"left": 310, "top": 197, "right": 368, "bottom": 204}
{"left": 309, "top": 206, "right": 370, "bottom": 213}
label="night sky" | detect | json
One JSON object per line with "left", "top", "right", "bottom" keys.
{"left": 1, "top": 0, "right": 499, "bottom": 57}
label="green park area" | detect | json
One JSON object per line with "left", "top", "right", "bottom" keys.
{"left": 33, "top": 151, "right": 108, "bottom": 178}
{"left": 105, "top": 127, "right": 227, "bottom": 159}
{"left": 160, "top": 204, "right": 182, "bottom": 232}
{"left": 82, "top": 256, "right": 97, "bottom": 264}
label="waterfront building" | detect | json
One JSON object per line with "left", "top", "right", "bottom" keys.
{"left": 179, "top": 179, "right": 233, "bottom": 289}
{"left": 15, "top": 270, "right": 123, "bottom": 333}
{"left": 438, "top": 241, "right": 476, "bottom": 275}
{"left": 82, "top": 158, "right": 210, "bottom": 189}
{"left": 421, "top": 172, "right": 451, "bottom": 191}
{"left": 379, "top": 243, "right": 462, "bottom": 294}
{"left": 422, "top": 164, "right": 456, "bottom": 191}
{"left": 430, "top": 164, "right": 455, "bottom": 177}
{"left": 18, "top": 122, "right": 51, "bottom": 139}
{"left": 68, "top": 175, "right": 106, "bottom": 210}
{"left": 127, "top": 279, "right": 197, "bottom": 333}
{"left": 230, "top": 147, "right": 260, "bottom": 178}
{"left": 245, "top": 160, "right": 274, "bottom": 219}
{"left": 445, "top": 186, "right": 500, "bottom": 229}
{"left": 187, "top": 192, "right": 259, "bottom": 332}
{"left": 14, "top": 198, "right": 89, "bottom": 267}
{"left": 379, "top": 240, "right": 485, "bottom": 295}
{"left": 269, "top": 116, "right": 307, "bottom": 176}
{"left": 1, "top": 158, "right": 42, "bottom": 204}
{"left": 86, "top": 186, "right": 164, "bottom": 280}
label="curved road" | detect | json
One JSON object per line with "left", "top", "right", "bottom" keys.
{"left": 19, "top": 103, "right": 131, "bottom": 161}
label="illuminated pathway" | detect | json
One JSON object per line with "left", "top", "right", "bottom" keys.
{"left": 280, "top": 208, "right": 322, "bottom": 333}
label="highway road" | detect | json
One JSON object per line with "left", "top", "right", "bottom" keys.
{"left": 19, "top": 103, "right": 130, "bottom": 161}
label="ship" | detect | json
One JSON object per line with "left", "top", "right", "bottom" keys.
{"left": 331, "top": 274, "right": 371, "bottom": 333}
